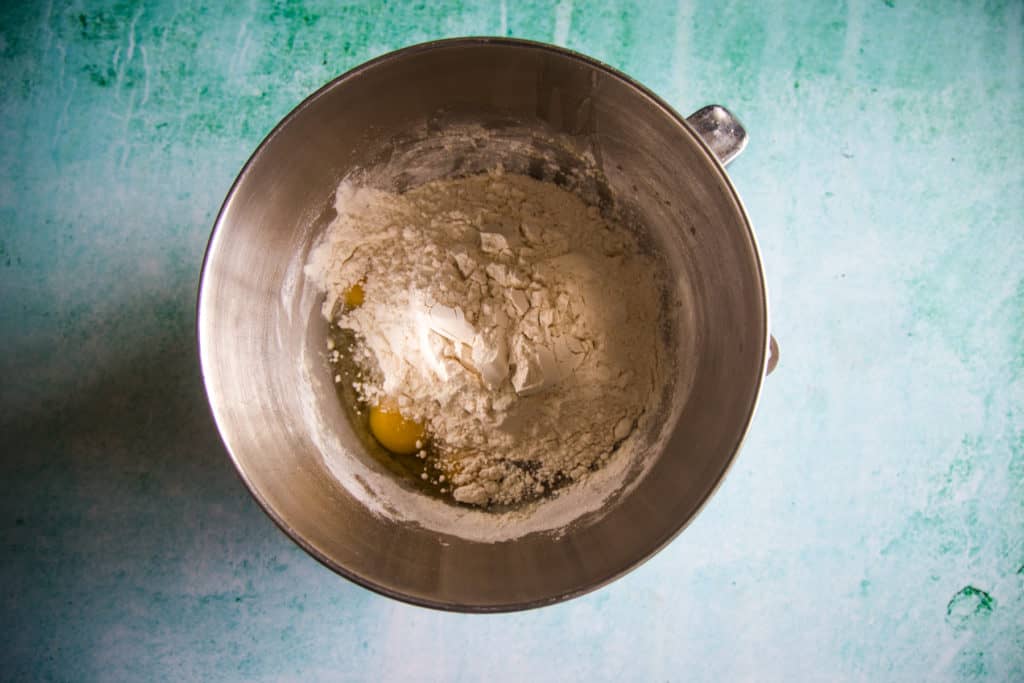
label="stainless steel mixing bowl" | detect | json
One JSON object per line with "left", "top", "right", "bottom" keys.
{"left": 198, "top": 37, "right": 772, "bottom": 611}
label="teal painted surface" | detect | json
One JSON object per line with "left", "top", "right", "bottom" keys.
{"left": 1, "top": 0, "right": 1021, "bottom": 680}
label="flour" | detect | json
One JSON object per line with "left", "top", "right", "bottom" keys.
{"left": 306, "top": 169, "right": 663, "bottom": 507}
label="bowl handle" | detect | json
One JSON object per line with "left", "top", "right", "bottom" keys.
{"left": 767, "top": 336, "right": 779, "bottom": 375}
{"left": 686, "top": 105, "right": 748, "bottom": 166}
{"left": 688, "top": 105, "right": 779, "bottom": 375}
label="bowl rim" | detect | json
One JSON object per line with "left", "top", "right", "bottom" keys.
{"left": 196, "top": 35, "right": 769, "bottom": 613}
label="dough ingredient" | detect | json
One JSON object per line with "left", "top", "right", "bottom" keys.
{"left": 306, "top": 168, "right": 663, "bottom": 507}
{"left": 367, "top": 402, "right": 426, "bottom": 456}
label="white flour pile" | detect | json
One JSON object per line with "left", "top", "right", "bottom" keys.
{"left": 306, "top": 169, "right": 663, "bottom": 507}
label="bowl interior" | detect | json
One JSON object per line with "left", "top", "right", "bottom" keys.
{"left": 198, "top": 39, "right": 767, "bottom": 611}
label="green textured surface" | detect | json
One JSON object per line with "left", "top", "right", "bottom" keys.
{"left": 1, "top": 1, "right": 1022, "bottom": 680}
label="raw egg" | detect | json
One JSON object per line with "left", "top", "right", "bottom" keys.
{"left": 343, "top": 282, "right": 365, "bottom": 309}
{"left": 368, "top": 403, "right": 425, "bottom": 456}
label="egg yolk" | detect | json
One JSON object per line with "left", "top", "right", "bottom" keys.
{"left": 368, "top": 403, "right": 425, "bottom": 456}
{"left": 343, "top": 282, "right": 365, "bottom": 310}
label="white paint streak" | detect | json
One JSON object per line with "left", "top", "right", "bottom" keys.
{"left": 118, "top": 88, "right": 136, "bottom": 169}
{"left": 139, "top": 45, "right": 150, "bottom": 107}
{"left": 54, "top": 41, "right": 65, "bottom": 89}
{"left": 1008, "top": 1, "right": 1022, "bottom": 86}
{"left": 554, "top": 0, "right": 573, "bottom": 46}
{"left": 238, "top": 34, "right": 252, "bottom": 81}
{"left": 671, "top": 0, "right": 694, "bottom": 103}
{"left": 111, "top": 8, "right": 144, "bottom": 171}
{"left": 112, "top": 45, "right": 122, "bottom": 103}
{"left": 842, "top": 0, "right": 863, "bottom": 82}
{"left": 40, "top": 0, "right": 54, "bottom": 55}
{"left": 55, "top": 78, "right": 77, "bottom": 146}
{"left": 754, "top": 0, "right": 787, "bottom": 108}
{"left": 126, "top": 7, "right": 141, "bottom": 64}
{"left": 499, "top": 0, "right": 507, "bottom": 36}
{"left": 230, "top": 19, "right": 250, "bottom": 78}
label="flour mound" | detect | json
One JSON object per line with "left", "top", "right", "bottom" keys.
{"left": 306, "top": 169, "right": 662, "bottom": 507}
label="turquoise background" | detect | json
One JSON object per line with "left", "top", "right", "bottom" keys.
{"left": 2, "top": 1, "right": 1022, "bottom": 680}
